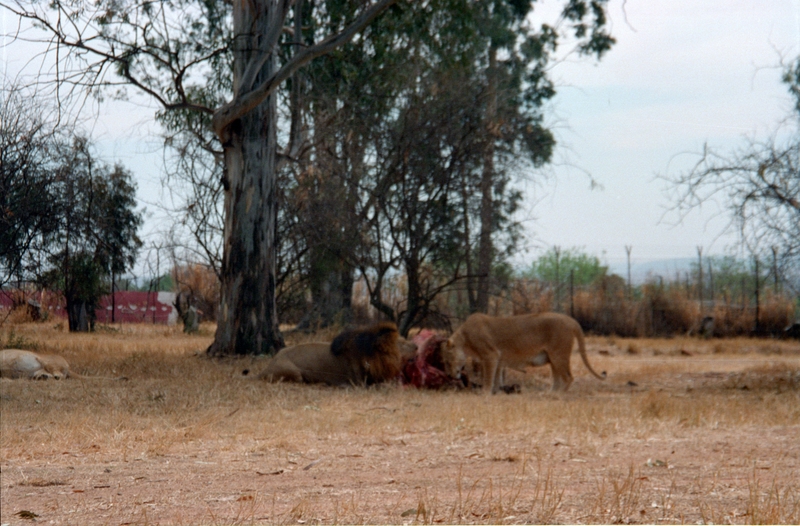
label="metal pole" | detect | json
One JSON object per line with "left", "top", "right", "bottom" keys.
{"left": 625, "top": 245, "right": 632, "bottom": 299}
{"left": 754, "top": 257, "right": 760, "bottom": 334}
{"left": 708, "top": 260, "right": 714, "bottom": 308}
{"left": 697, "top": 246, "right": 703, "bottom": 310}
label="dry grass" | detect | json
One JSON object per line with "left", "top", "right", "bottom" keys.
{"left": 1, "top": 322, "right": 799, "bottom": 524}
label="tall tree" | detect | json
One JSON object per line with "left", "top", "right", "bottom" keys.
{"left": 41, "top": 138, "right": 143, "bottom": 331}
{"left": 286, "top": 0, "right": 417, "bottom": 330}
{"left": 0, "top": 82, "right": 63, "bottom": 288}
{"left": 472, "top": 0, "right": 614, "bottom": 313}
{"left": 209, "top": 0, "right": 399, "bottom": 354}
{"left": 288, "top": 0, "right": 614, "bottom": 329}
{"left": 2, "top": 117, "right": 144, "bottom": 331}
{"left": 3, "top": 0, "right": 399, "bottom": 353}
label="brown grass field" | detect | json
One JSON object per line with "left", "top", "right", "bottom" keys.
{"left": 1, "top": 322, "right": 799, "bottom": 525}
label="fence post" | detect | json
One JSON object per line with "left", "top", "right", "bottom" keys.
{"left": 754, "top": 257, "right": 760, "bottom": 334}
{"left": 554, "top": 246, "right": 561, "bottom": 312}
{"left": 708, "top": 260, "right": 714, "bottom": 308}
{"left": 741, "top": 276, "right": 746, "bottom": 313}
{"left": 111, "top": 271, "right": 116, "bottom": 323}
{"left": 697, "top": 246, "right": 703, "bottom": 312}
{"left": 625, "top": 245, "right": 632, "bottom": 299}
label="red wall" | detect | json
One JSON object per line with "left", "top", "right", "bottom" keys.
{"left": 1, "top": 290, "right": 178, "bottom": 325}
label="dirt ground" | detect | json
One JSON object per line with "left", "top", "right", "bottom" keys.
{"left": 1, "top": 328, "right": 799, "bottom": 525}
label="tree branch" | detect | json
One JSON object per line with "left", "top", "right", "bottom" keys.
{"left": 212, "top": 0, "right": 398, "bottom": 142}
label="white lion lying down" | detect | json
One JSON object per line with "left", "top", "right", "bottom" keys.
{"left": 0, "top": 349, "right": 124, "bottom": 380}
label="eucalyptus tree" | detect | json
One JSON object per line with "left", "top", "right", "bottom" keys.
{"left": 301, "top": 0, "right": 616, "bottom": 324}
{"left": 467, "top": 0, "right": 614, "bottom": 313}
{"left": 287, "top": 0, "right": 442, "bottom": 329}
{"left": 286, "top": 0, "right": 615, "bottom": 330}
{"left": 367, "top": 66, "right": 487, "bottom": 335}
{"left": 3, "top": 0, "right": 399, "bottom": 353}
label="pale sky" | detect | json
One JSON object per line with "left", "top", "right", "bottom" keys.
{"left": 4, "top": 1, "right": 800, "bottom": 277}
{"left": 521, "top": 0, "right": 800, "bottom": 273}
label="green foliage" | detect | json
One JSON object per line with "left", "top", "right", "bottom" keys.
{"left": 279, "top": 0, "right": 615, "bottom": 330}
{"left": 784, "top": 56, "right": 800, "bottom": 115}
{"left": 0, "top": 83, "right": 62, "bottom": 285}
{"left": 526, "top": 247, "right": 608, "bottom": 286}
{"left": 41, "top": 251, "right": 105, "bottom": 305}
{"left": 690, "top": 255, "right": 779, "bottom": 302}
{"left": 2, "top": 329, "right": 38, "bottom": 351}
{"left": 4, "top": 130, "right": 144, "bottom": 331}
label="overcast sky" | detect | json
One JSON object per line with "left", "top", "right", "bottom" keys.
{"left": 521, "top": 0, "right": 800, "bottom": 272}
{"left": 4, "top": 1, "right": 800, "bottom": 276}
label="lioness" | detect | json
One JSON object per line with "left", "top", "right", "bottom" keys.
{"left": 258, "top": 322, "right": 416, "bottom": 386}
{"left": 0, "top": 349, "right": 125, "bottom": 380}
{"left": 441, "top": 312, "right": 606, "bottom": 392}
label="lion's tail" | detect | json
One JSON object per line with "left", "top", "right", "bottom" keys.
{"left": 575, "top": 324, "right": 606, "bottom": 381}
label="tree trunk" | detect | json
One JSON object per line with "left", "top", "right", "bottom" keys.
{"left": 295, "top": 247, "right": 354, "bottom": 331}
{"left": 475, "top": 46, "right": 498, "bottom": 313}
{"left": 398, "top": 257, "right": 420, "bottom": 337}
{"left": 366, "top": 264, "right": 397, "bottom": 322}
{"left": 111, "top": 270, "right": 116, "bottom": 323}
{"left": 207, "top": 4, "right": 285, "bottom": 356}
{"left": 66, "top": 297, "right": 90, "bottom": 332}
{"left": 462, "top": 183, "right": 478, "bottom": 313}
{"left": 293, "top": 104, "right": 356, "bottom": 331}
{"left": 205, "top": 0, "right": 398, "bottom": 354}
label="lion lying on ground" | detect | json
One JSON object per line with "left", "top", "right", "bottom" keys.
{"left": 441, "top": 312, "right": 606, "bottom": 392}
{"left": 0, "top": 349, "right": 125, "bottom": 380}
{"left": 257, "top": 322, "right": 416, "bottom": 386}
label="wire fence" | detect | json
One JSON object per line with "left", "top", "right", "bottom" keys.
{"left": 350, "top": 266, "right": 798, "bottom": 338}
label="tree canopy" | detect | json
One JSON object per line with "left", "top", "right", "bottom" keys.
{"left": 525, "top": 246, "right": 609, "bottom": 287}
{"left": 3, "top": 0, "right": 616, "bottom": 349}
{"left": 1, "top": 84, "right": 144, "bottom": 330}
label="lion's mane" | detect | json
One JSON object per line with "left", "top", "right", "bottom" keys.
{"left": 331, "top": 322, "right": 404, "bottom": 384}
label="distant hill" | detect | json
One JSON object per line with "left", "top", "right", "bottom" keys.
{"left": 608, "top": 257, "right": 696, "bottom": 284}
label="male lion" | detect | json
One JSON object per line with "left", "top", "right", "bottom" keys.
{"left": 258, "top": 322, "right": 416, "bottom": 386}
{"left": 441, "top": 312, "right": 606, "bottom": 392}
{"left": 0, "top": 349, "right": 125, "bottom": 380}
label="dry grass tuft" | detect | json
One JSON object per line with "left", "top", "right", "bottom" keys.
{"left": 1, "top": 328, "right": 40, "bottom": 350}
{"left": 590, "top": 465, "right": 646, "bottom": 524}
{"left": 746, "top": 473, "right": 800, "bottom": 525}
